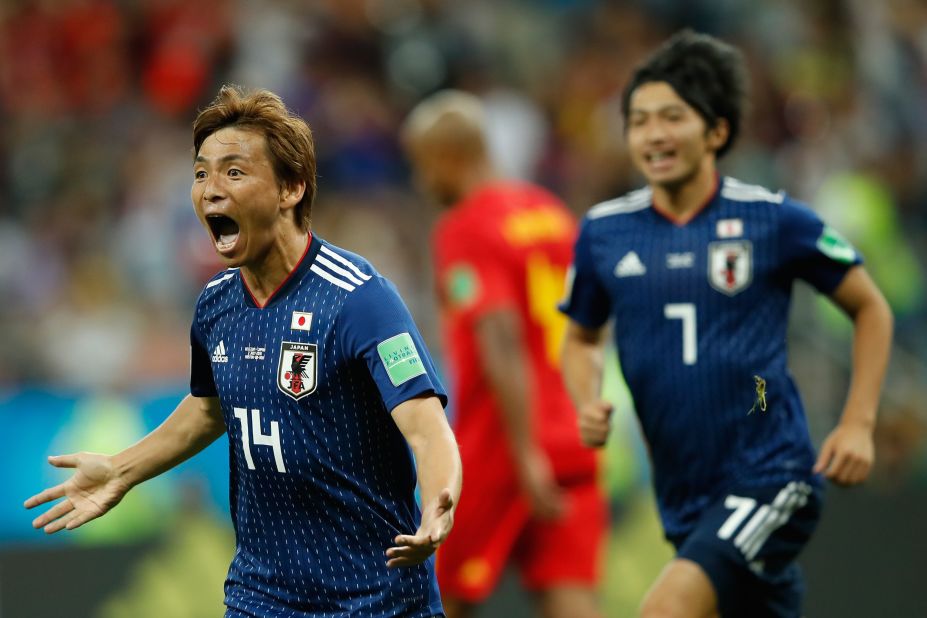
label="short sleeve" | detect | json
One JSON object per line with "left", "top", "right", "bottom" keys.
{"left": 779, "top": 200, "right": 862, "bottom": 294}
{"left": 190, "top": 320, "right": 217, "bottom": 397}
{"left": 339, "top": 276, "right": 448, "bottom": 413}
{"left": 558, "top": 218, "right": 612, "bottom": 328}
{"left": 434, "top": 223, "right": 518, "bottom": 320}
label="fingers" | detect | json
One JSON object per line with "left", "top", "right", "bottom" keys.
{"left": 31, "top": 498, "right": 74, "bottom": 530}
{"left": 817, "top": 441, "right": 873, "bottom": 486}
{"left": 392, "top": 532, "right": 433, "bottom": 548}
{"left": 386, "top": 553, "right": 427, "bottom": 568}
{"left": 43, "top": 510, "right": 78, "bottom": 535}
{"left": 386, "top": 534, "right": 438, "bottom": 568}
{"left": 48, "top": 454, "right": 80, "bottom": 469}
{"left": 536, "top": 495, "right": 566, "bottom": 520}
{"left": 578, "top": 402, "right": 613, "bottom": 448}
{"left": 24, "top": 484, "right": 66, "bottom": 509}
{"left": 812, "top": 438, "right": 834, "bottom": 475}
{"left": 826, "top": 452, "right": 873, "bottom": 486}
{"left": 64, "top": 509, "right": 101, "bottom": 531}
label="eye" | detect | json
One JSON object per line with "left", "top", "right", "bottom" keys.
{"left": 194, "top": 170, "right": 206, "bottom": 180}
{"left": 228, "top": 168, "right": 243, "bottom": 177}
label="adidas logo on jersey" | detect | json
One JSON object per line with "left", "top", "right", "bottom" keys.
{"left": 614, "top": 251, "right": 646, "bottom": 277}
{"left": 212, "top": 340, "right": 229, "bottom": 363}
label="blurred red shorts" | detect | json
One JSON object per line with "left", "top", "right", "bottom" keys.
{"left": 436, "top": 478, "right": 607, "bottom": 602}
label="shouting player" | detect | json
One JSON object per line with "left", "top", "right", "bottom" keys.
{"left": 26, "top": 85, "right": 462, "bottom": 618}
{"left": 560, "top": 31, "right": 893, "bottom": 618}
{"left": 403, "top": 91, "right": 606, "bottom": 618}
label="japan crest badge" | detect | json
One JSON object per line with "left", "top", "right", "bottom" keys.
{"left": 708, "top": 240, "right": 753, "bottom": 295}
{"left": 277, "top": 341, "right": 318, "bottom": 400}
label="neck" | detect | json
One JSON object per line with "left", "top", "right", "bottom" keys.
{"left": 651, "top": 160, "right": 718, "bottom": 223}
{"left": 457, "top": 161, "right": 497, "bottom": 203}
{"left": 240, "top": 225, "right": 309, "bottom": 306}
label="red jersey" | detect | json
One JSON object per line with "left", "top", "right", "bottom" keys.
{"left": 432, "top": 181, "right": 597, "bottom": 483}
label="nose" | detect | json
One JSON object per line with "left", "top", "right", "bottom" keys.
{"left": 202, "top": 175, "right": 226, "bottom": 203}
{"left": 642, "top": 118, "right": 668, "bottom": 143}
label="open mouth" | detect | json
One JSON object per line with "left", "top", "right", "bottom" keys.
{"left": 205, "top": 214, "right": 241, "bottom": 252}
{"left": 644, "top": 150, "right": 677, "bottom": 173}
{"left": 646, "top": 151, "right": 676, "bottom": 163}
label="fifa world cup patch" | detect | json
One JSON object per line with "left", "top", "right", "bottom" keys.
{"left": 445, "top": 264, "right": 480, "bottom": 308}
{"left": 277, "top": 341, "right": 318, "bottom": 400}
{"left": 377, "top": 333, "right": 426, "bottom": 386}
{"left": 815, "top": 226, "right": 857, "bottom": 264}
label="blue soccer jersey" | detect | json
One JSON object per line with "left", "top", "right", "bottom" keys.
{"left": 190, "top": 234, "right": 447, "bottom": 617}
{"left": 560, "top": 176, "right": 861, "bottom": 539}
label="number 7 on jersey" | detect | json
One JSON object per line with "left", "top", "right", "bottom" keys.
{"left": 664, "top": 303, "right": 697, "bottom": 365}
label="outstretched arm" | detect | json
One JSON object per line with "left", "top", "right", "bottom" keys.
{"left": 387, "top": 395, "right": 462, "bottom": 568}
{"left": 25, "top": 394, "right": 225, "bottom": 533}
{"left": 561, "top": 320, "right": 613, "bottom": 448}
{"left": 814, "top": 266, "right": 893, "bottom": 485}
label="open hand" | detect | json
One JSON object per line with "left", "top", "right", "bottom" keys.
{"left": 24, "top": 452, "right": 130, "bottom": 533}
{"left": 386, "top": 488, "right": 455, "bottom": 568}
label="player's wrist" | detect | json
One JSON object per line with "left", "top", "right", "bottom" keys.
{"left": 837, "top": 411, "right": 876, "bottom": 432}
{"left": 109, "top": 451, "right": 144, "bottom": 491}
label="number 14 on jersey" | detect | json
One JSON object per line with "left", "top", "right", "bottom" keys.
{"left": 233, "top": 407, "right": 287, "bottom": 473}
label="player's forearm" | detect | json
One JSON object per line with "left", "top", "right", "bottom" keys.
{"left": 475, "top": 314, "right": 535, "bottom": 459}
{"left": 112, "top": 394, "right": 226, "bottom": 488}
{"left": 414, "top": 429, "right": 462, "bottom": 510}
{"left": 486, "top": 370, "right": 535, "bottom": 461}
{"left": 560, "top": 322, "right": 605, "bottom": 408}
{"left": 841, "top": 294, "right": 893, "bottom": 428}
{"left": 395, "top": 397, "right": 462, "bottom": 507}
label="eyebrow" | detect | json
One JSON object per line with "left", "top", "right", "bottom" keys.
{"left": 630, "top": 103, "right": 687, "bottom": 115}
{"left": 194, "top": 153, "right": 246, "bottom": 164}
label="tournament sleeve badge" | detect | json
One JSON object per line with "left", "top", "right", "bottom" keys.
{"left": 377, "top": 333, "right": 426, "bottom": 386}
{"left": 277, "top": 341, "right": 318, "bottom": 400}
{"left": 708, "top": 240, "right": 753, "bottom": 295}
{"left": 444, "top": 263, "right": 480, "bottom": 309}
{"left": 815, "top": 225, "right": 858, "bottom": 264}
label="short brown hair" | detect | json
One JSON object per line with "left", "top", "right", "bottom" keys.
{"left": 193, "top": 84, "right": 317, "bottom": 229}
{"left": 622, "top": 30, "right": 747, "bottom": 159}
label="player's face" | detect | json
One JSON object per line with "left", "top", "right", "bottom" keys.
{"left": 192, "top": 127, "right": 296, "bottom": 267}
{"left": 626, "top": 81, "right": 724, "bottom": 191}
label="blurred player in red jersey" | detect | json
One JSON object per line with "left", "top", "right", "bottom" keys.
{"left": 402, "top": 91, "right": 606, "bottom": 618}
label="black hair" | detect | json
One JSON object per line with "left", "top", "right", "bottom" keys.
{"left": 621, "top": 30, "right": 748, "bottom": 158}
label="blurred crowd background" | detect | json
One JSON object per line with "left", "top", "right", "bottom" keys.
{"left": 1, "top": 0, "right": 926, "bottom": 616}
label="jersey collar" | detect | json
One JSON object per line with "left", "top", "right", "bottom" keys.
{"left": 650, "top": 173, "right": 721, "bottom": 227}
{"left": 240, "top": 233, "right": 321, "bottom": 309}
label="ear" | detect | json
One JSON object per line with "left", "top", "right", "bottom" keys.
{"left": 279, "top": 180, "right": 306, "bottom": 211}
{"left": 706, "top": 118, "right": 730, "bottom": 153}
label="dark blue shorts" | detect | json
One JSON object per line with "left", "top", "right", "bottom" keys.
{"left": 670, "top": 480, "right": 822, "bottom": 618}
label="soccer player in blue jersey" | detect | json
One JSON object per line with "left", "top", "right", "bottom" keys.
{"left": 559, "top": 31, "right": 893, "bottom": 618}
{"left": 26, "top": 85, "right": 462, "bottom": 617}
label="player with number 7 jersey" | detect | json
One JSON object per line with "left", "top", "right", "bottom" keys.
{"left": 559, "top": 31, "right": 892, "bottom": 618}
